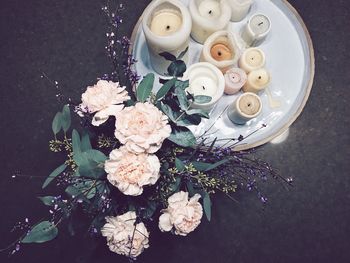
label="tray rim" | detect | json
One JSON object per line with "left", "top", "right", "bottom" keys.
{"left": 129, "top": 0, "right": 315, "bottom": 151}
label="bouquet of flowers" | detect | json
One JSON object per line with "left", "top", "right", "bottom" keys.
{"left": 2, "top": 3, "right": 291, "bottom": 260}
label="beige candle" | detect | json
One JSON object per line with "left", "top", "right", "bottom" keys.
{"left": 227, "top": 92, "right": 262, "bottom": 124}
{"left": 150, "top": 10, "right": 183, "bottom": 36}
{"left": 238, "top": 47, "right": 265, "bottom": 73}
{"left": 243, "top": 68, "right": 270, "bottom": 93}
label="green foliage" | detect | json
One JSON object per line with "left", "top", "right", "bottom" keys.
{"left": 136, "top": 73, "right": 154, "bottom": 102}
{"left": 167, "top": 60, "right": 186, "bottom": 77}
{"left": 38, "top": 196, "right": 55, "bottom": 206}
{"left": 65, "top": 181, "right": 96, "bottom": 200}
{"left": 156, "top": 78, "right": 176, "bottom": 101}
{"left": 51, "top": 105, "right": 71, "bottom": 135}
{"left": 202, "top": 191, "right": 212, "bottom": 221}
{"left": 194, "top": 95, "right": 212, "bottom": 104}
{"left": 168, "top": 127, "right": 196, "bottom": 147}
{"left": 52, "top": 112, "right": 63, "bottom": 135}
{"left": 42, "top": 164, "right": 67, "bottom": 189}
{"left": 80, "top": 132, "right": 92, "bottom": 152}
{"left": 175, "top": 158, "right": 185, "bottom": 172}
{"left": 192, "top": 159, "right": 229, "bottom": 172}
{"left": 159, "top": 52, "right": 176, "bottom": 61}
{"left": 22, "top": 221, "right": 58, "bottom": 244}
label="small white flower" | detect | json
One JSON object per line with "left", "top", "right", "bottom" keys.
{"left": 159, "top": 191, "right": 203, "bottom": 236}
{"left": 104, "top": 146, "right": 160, "bottom": 196}
{"left": 101, "top": 211, "right": 149, "bottom": 258}
{"left": 80, "top": 80, "right": 130, "bottom": 126}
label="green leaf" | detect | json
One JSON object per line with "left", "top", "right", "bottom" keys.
{"left": 80, "top": 132, "right": 92, "bottom": 152}
{"left": 177, "top": 47, "right": 189, "bottom": 60}
{"left": 175, "top": 158, "right": 185, "bottom": 172}
{"left": 194, "top": 95, "right": 212, "bottom": 104}
{"left": 160, "top": 103, "right": 177, "bottom": 123}
{"left": 38, "top": 196, "right": 55, "bottom": 206}
{"left": 156, "top": 78, "right": 176, "bottom": 101}
{"left": 176, "top": 114, "right": 201, "bottom": 127}
{"left": 192, "top": 159, "right": 229, "bottom": 172}
{"left": 186, "top": 181, "right": 195, "bottom": 196}
{"left": 169, "top": 177, "right": 181, "bottom": 193}
{"left": 72, "top": 129, "right": 81, "bottom": 154}
{"left": 175, "top": 79, "right": 189, "bottom": 90}
{"left": 159, "top": 51, "right": 177, "bottom": 61}
{"left": 52, "top": 112, "right": 62, "bottom": 135}
{"left": 42, "top": 164, "right": 67, "bottom": 189}
{"left": 204, "top": 159, "right": 229, "bottom": 171}
{"left": 186, "top": 109, "right": 209, "bottom": 118}
{"left": 61, "top": 105, "right": 71, "bottom": 133}
{"left": 143, "top": 200, "right": 157, "bottom": 219}
{"left": 168, "top": 126, "right": 196, "bottom": 147}
{"left": 174, "top": 87, "right": 189, "bottom": 111}
{"left": 78, "top": 158, "right": 105, "bottom": 179}
{"left": 85, "top": 149, "right": 107, "bottom": 163}
{"left": 136, "top": 73, "right": 155, "bottom": 102}
{"left": 22, "top": 221, "right": 58, "bottom": 243}
{"left": 202, "top": 192, "right": 212, "bottom": 221}
{"left": 167, "top": 60, "right": 186, "bottom": 77}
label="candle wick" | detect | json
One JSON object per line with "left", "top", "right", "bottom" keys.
{"left": 209, "top": 10, "right": 212, "bottom": 14}
{"left": 218, "top": 51, "right": 222, "bottom": 56}
{"left": 202, "top": 86, "right": 206, "bottom": 90}
{"left": 258, "top": 76, "right": 262, "bottom": 80}
{"left": 166, "top": 25, "right": 170, "bottom": 30}
{"left": 258, "top": 22, "right": 264, "bottom": 26}
{"left": 248, "top": 103, "right": 251, "bottom": 107}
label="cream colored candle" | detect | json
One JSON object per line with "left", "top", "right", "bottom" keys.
{"left": 184, "top": 62, "right": 225, "bottom": 111}
{"left": 241, "top": 13, "right": 271, "bottom": 46}
{"left": 238, "top": 47, "right": 266, "bottom": 73}
{"left": 227, "top": 0, "right": 253, "bottom": 22}
{"left": 224, "top": 68, "right": 247, "bottom": 95}
{"left": 142, "top": 0, "right": 192, "bottom": 75}
{"left": 200, "top": 31, "right": 240, "bottom": 73}
{"left": 243, "top": 68, "right": 270, "bottom": 93}
{"left": 227, "top": 92, "right": 262, "bottom": 124}
{"left": 189, "top": 0, "right": 231, "bottom": 44}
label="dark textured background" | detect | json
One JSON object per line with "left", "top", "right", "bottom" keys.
{"left": 0, "top": 0, "right": 349, "bottom": 262}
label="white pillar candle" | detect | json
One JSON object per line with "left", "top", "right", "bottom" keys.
{"left": 200, "top": 30, "right": 240, "bottom": 73}
{"left": 242, "top": 68, "right": 270, "bottom": 93}
{"left": 227, "top": 92, "right": 262, "bottom": 124}
{"left": 241, "top": 13, "right": 271, "bottom": 47}
{"left": 142, "top": 0, "right": 192, "bottom": 75}
{"left": 227, "top": 0, "right": 253, "bottom": 22}
{"left": 238, "top": 47, "right": 266, "bottom": 73}
{"left": 189, "top": 0, "right": 232, "bottom": 44}
{"left": 184, "top": 62, "right": 225, "bottom": 111}
{"left": 224, "top": 68, "right": 247, "bottom": 95}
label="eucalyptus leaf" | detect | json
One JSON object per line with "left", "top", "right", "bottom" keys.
{"left": 22, "top": 221, "right": 58, "bottom": 243}
{"left": 176, "top": 114, "right": 201, "bottom": 127}
{"left": 168, "top": 127, "right": 196, "bottom": 147}
{"left": 72, "top": 129, "right": 81, "bottom": 155}
{"left": 169, "top": 177, "right": 181, "bottom": 193}
{"left": 136, "top": 73, "right": 154, "bottom": 102}
{"left": 186, "top": 181, "right": 195, "bottom": 197}
{"left": 38, "top": 196, "right": 55, "bottom": 206}
{"left": 202, "top": 191, "right": 212, "bottom": 221}
{"left": 174, "top": 87, "right": 189, "bottom": 111}
{"left": 61, "top": 104, "right": 71, "bottom": 133}
{"left": 52, "top": 112, "right": 62, "bottom": 135}
{"left": 186, "top": 109, "right": 209, "bottom": 118}
{"left": 177, "top": 47, "right": 189, "bottom": 60}
{"left": 156, "top": 78, "right": 176, "bottom": 101}
{"left": 42, "top": 164, "right": 67, "bottom": 189}
{"left": 85, "top": 149, "right": 107, "bottom": 163}
{"left": 159, "top": 51, "right": 176, "bottom": 61}
{"left": 167, "top": 60, "right": 186, "bottom": 77}
{"left": 160, "top": 103, "right": 177, "bottom": 123}
{"left": 78, "top": 159, "right": 105, "bottom": 179}
{"left": 66, "top": 181, "right": 96, "bottom": 199}
{"left": 192, "top": 159, "right": 229, "bottom": 172}
{"left": 175, "top": 79, "right": 189, "bottom": 90}
{"left": 194, "top": 95, "right": 212, "bottom": 104}
{"left": 175, "top": 158, "right": 185, "bottom": 172}
{"left": 80, "top": 132, "right": 92, "bottom": 152}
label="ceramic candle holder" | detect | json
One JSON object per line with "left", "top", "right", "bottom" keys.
{"left": 142, "top": 0, "right": 192, "bottom": 75}
{"left": 241, "top": 13, "right": 271, "bottom": 47}
{"left": 227, "top": 92, "right": 262, "bottom": 124}
{"left": 189, "top": 0, "right": 232, "bottom": 44}
{"left": 200, "top": 30, "right": 241, "bottom": 73}
{"left": 227, "top": 0, "right": 253, "bottom": 22}
{"left": 224, "top": 67, "right": 247, "bottom": 94}
{"left": 184, "top": 62, "right": 225, "bottom": 111}
{"left": 243, "top": 68, "right": 271, "bottom": 93}
{"left": 238, "top": 47, "right": 266, "bottom": 73}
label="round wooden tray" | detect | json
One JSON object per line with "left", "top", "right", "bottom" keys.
{"left": 130, "top": 0, "right": 315, "bottom": 150}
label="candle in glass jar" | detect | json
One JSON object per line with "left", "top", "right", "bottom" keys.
{"left": 227, "top": 92, "right": 262, "bottom": 124}
{"left": 224, "top": 68, "right": 247, "bottom": 95}
{"left": 201, "top": 30, "right": 240, "bottom": 73}
{"left": 227, "top": 0, "right": 253, "bottom": 22}
{"left": 241, "top": 13, "right": 271, "bottom": 46}
{"left": 243, "top": 68, "right": 270, "bottom": 93}
{"left": 189, "top": 0, "right": 231, "bottom": 44}
{"left": 142, "top": 0, "right": 192, "bottom": 75}
{"left": 184, "top": 62, "right": 225, "bottom": 111}
{"left": 238, "top": 47, "right": 266, "bottom": 73}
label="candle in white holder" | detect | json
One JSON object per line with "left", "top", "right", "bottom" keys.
{"left": 241, "top": 13, "right": 271, "bottom": 46}
{"left": 227, "top": 92, "right": 262, "bottom": 124}
{"left": 243, "top": 68, "right": 270, "bottom": 93}
{"left": 200, "top": 30, "right": 240, "bottom": 73}
{"left": 189, "top": 0, "right": 232, "bottom": 44}
{"left": 224, "top": 68, "right": 247, "bottom": 95}
{"left": 184, "top": 62, "right": 225, "bottom": 111}
{"left": 142, "top": 0, "right": 192, "bottom": 75}
{"left": 238, "top": 47, "right": 266, "bottom": 73}
{"left": 227, "top": 0, "right": 253, "bottom": 22}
